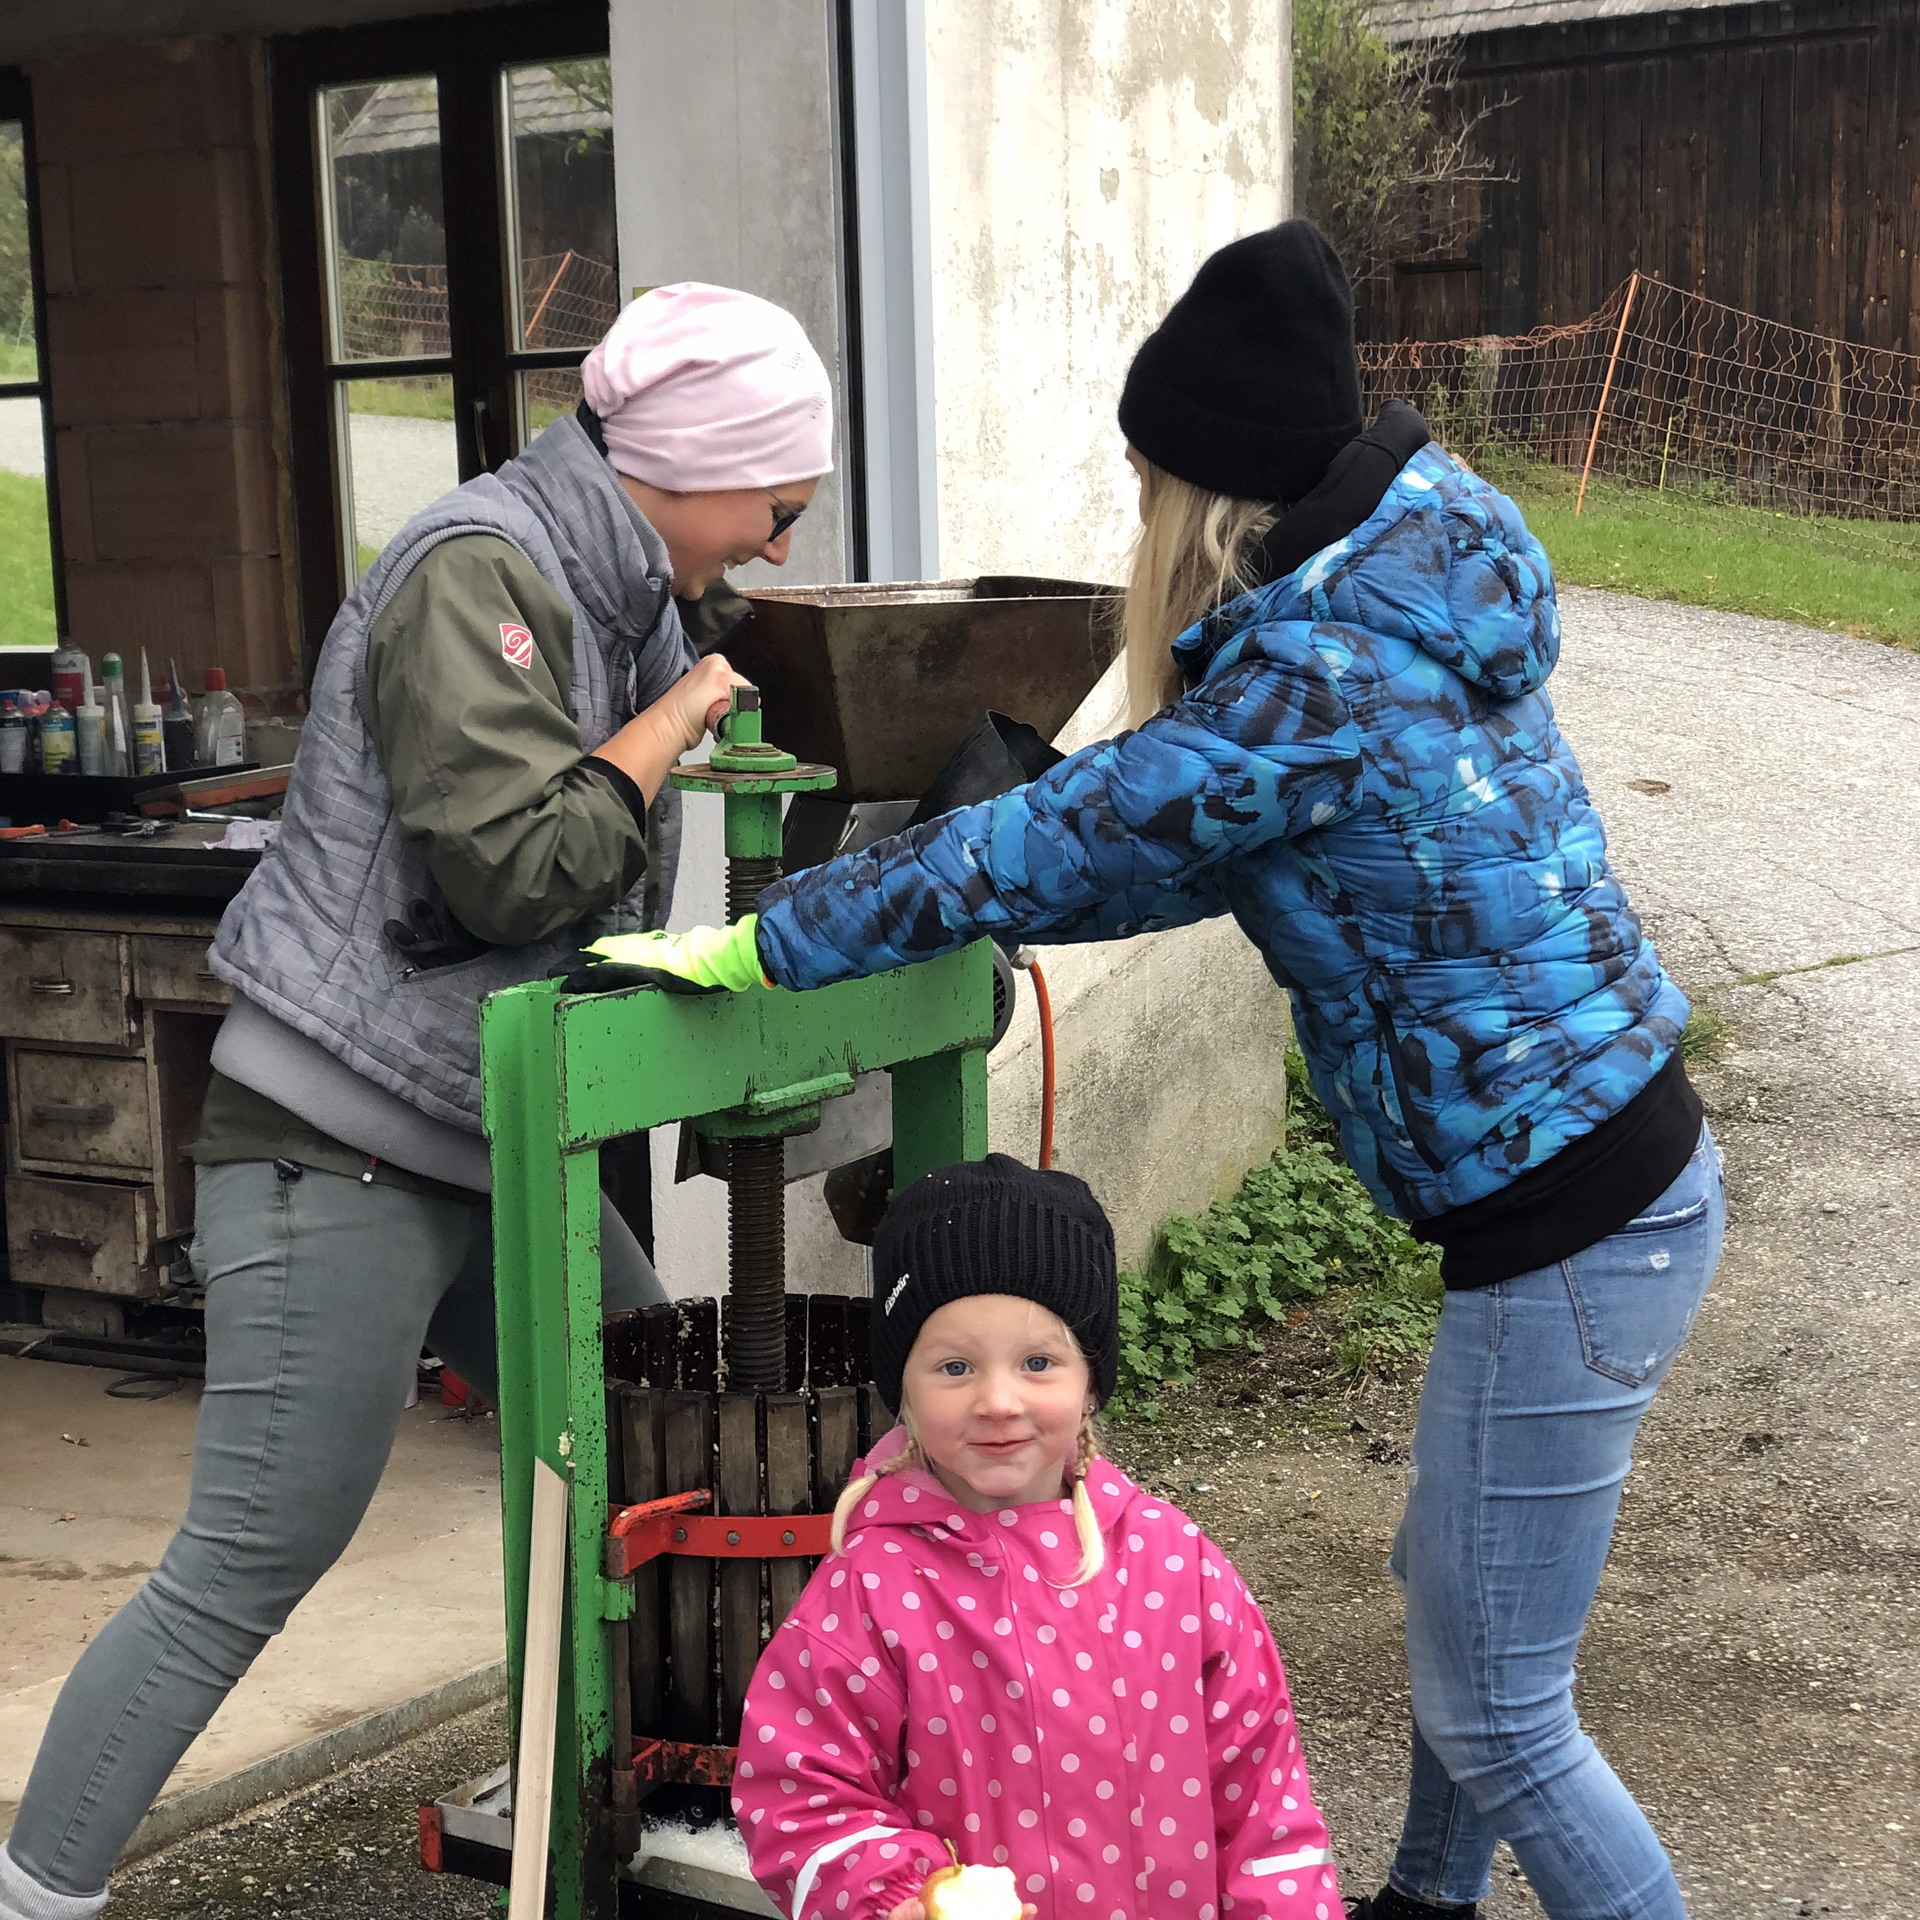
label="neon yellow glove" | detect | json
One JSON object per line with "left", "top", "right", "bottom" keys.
{"left": 551, "top": 916, "right": 770, "bottom": 996}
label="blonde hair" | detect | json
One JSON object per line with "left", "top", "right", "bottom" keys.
{"left": 1123, "top": 460, "right": 1279, "bottom": 725}
{"left": 830, "top": 1406, "right": 1106, "bottom": 1588}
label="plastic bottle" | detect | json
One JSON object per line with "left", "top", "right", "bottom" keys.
{"left": 132, "top": 649, "right": 165, "bottom": 776}
{"left": 195, "top": 667, "right": 246, "bottom": 768}
{"left": 0, "top": 698, "right": 26, "bottom": 775}
{"left": 40, "top": 701, "right": 77, "bottom": 773}
{"left": 50, "top": 639, "right": 92, "bottom": 715}
{"left": 76, "top": 690, "right": 105, "bottom": 775}
{"left": 162, "top": 657, "right": 198, "bottom": 773}
{"left": 100, "top": 653, "right": 132, "bottom": 778}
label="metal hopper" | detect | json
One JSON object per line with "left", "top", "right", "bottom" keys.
{"left": 728, "top": 576, "right": 1121, "bottom": 802}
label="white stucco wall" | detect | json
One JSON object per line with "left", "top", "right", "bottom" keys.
{"left": 924, "top": 0, "right": 1292, "bottom": 582}
{"left": 616, "top": 0, "right": 1296, "bottom": 1295}
{"left": 932, "top": 1, "right": 1296, "bottom": 1263}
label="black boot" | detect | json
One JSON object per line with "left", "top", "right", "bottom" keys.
{"left": 1345, "top": 1890, "right": 1479, "bottom": 1920}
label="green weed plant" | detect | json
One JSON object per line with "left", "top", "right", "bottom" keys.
{"left": 1116, "top": 1052, "right": 1443, "bottom": 1407}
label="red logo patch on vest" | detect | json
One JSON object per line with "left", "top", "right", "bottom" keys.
{"left": 499, "top": 622, "right": 534, "bottom": 670}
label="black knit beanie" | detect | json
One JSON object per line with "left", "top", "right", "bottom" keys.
{"left": 1118, "top": 219, "right": 1364, "bottom": 506}
{"left": 870, "top": 1155, "right": 1118, "bottom": 1416}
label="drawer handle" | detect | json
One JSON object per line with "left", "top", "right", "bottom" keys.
{"left": 30, "top": 976, "right": 77, "bottom": 996}
{"left": 32, "top": 1100, "right": 116, "bottom": 1127}
{"left": 29, "top": 1228, "right": 100, "bottom": 1258}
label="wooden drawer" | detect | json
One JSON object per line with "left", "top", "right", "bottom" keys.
{"left": 4, "top": 1172, "right": 161, "bottom": 1298}
{"left": 0, "top": 927, "right": 136, "bottom": 1049}
{"left": 9, "top": 1048, "right": 154, "bottom": 1173}
{"left": 133, "top": 934, "right": 231, "bottom": 1009}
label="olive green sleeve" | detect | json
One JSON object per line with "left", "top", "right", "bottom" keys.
{"left": 365, "top": 534, "right": 646, "bottom": 948}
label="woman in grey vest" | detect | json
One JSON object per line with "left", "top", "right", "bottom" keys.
{"left": 0, "top": 285, "right": 834, "bottom": 1920}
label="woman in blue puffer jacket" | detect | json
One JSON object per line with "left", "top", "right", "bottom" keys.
{"left": 586, "top": 222, "right": 1723, "bottom": 1920}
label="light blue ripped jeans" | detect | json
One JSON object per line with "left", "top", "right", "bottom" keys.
{"left": 1388, "top": 1125, "right": 1724, "bottom": 1920}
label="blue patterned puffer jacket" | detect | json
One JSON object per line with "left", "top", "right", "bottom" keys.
{"left": 754, "top": 442, "right": 1689, "bottom": 1223}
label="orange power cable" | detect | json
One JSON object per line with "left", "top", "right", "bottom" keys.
{"left": 1028, "top": 960, "right": 1056, "bottom": 1170}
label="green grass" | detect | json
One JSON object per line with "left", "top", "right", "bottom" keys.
{"left": 0, "top": 338, "right": 38, "bottom": 383}
{"left": 1475, "top": 449, "right": 1920, "bottom": 651}
{"left": 345, "top": 377, "right": 454, "bottom": 422}
{"left": 0, "top": 469, "right": 56, "bottom": 648}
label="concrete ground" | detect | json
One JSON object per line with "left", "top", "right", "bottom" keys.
{"left": 69, "top": 590, "right": 1920, "bottom": 1917}
{"left": 346, "top": 411, "right": 458, "bottom": 553}
{"left": 1, "top": 1357, "right": 506, "bottom": 1847}
{"left": 0, "top": 393, "right": 45, "bottom": 477}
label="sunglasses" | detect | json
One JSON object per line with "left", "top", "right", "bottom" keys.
{"left": 767, "top": 494, "right": 808, "bottom": 544}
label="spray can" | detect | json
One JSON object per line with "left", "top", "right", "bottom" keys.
{"left": 100, "top": 653, "right": 132, "bottom": 778}
{"left": 132, "top": 649, "right": 165, "bottom": 776}
{"left": 50, "top": 639, "right": 92, "bottom": 715}
{"left": 0, "top": 699, "right": 26, "bottom": 775}
{"left": 162, "top": 657, "right": 198, "bottom": 772}
{"left": 40, "top": 701, "right": 78, "bottom": 773}
{"left": 76, "top": 690, "right": 105, "bottom": 775}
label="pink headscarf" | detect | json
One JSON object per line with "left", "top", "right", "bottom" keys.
{"left": 580, "top": 283, "right": 834, "bottom": 493}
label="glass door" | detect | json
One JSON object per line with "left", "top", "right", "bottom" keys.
{"left": 273, "top": 8, "right": 615, "bottom": 667}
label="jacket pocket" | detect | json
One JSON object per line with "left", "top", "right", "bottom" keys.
{"left": 1368, "top": 984, "right": 1445, "bottom": 1172}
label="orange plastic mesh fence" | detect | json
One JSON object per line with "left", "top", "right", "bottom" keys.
{"left": 335, "top": 251, "right": 620, "bottom": 366}
{"left": 1359, "top": 276, "right": 1920, "bottom": 523}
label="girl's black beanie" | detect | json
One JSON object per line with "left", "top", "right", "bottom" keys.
{"left": 870, "top": 1154, "right": 1119, "bottom": 1416}
{"left": 1118, "top": 218, "right": 1365, "bottom": 507}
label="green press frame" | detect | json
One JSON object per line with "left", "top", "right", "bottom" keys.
{"left": 479, "top": 924, "right": 994, "bottom": 1917}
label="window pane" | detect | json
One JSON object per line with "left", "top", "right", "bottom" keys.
{"left": 320, "top": 79, "right": 449, "bottom": 365}
{"left": 1, "top": 122, "right": 39, "bottom": 383}
{"left": 502, "top": 61, "right": 618, "bottom": 353}
{"left": 337, "top": 375, "right": 457, "bottom": 581}
{"left": 1, "top": 121, "right": 54, "bottom": 647}
{"left": 519, "top": 366, "right": 584, "bottom": 445}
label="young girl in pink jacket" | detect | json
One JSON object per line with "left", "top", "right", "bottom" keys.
{"left": 735, "top": 1155, "right": 1341, "bottom": 1920}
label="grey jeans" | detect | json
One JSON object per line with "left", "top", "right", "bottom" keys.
{"left": 5, "top": 1159, "right": 661, "bottom": 1903}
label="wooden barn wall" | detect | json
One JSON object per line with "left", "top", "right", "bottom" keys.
{"left": 1387, "top": 0, "right": 1920, "bottom": 351}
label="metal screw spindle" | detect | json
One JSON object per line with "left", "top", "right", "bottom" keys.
{"left": 723, "top": 843, "right": 787, "bottom": 1391}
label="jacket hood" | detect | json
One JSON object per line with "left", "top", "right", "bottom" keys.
{"left": 842, "top": 1427, "right": 1148, "bottom": 1565}
{"left": 1174, "top": 440, "right": 1561, "bottom": 703}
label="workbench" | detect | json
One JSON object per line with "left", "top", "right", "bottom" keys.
{"left": 0, "top": 824, "right": 257, "bottom": 1331}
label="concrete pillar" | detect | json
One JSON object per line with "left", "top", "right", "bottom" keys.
{"left": 29, "top": 38, "right": 296, "bottom": 703}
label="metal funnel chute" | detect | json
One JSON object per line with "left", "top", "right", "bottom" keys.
{"left": 729, "top": 576, "right": 1121, "bottom": 803}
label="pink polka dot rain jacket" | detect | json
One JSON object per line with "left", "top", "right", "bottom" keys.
{"left": 735, "top": 1444, "right": 1339, "bottom": 1920}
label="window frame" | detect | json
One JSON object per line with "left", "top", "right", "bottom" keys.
{"left": 269, "top": 3, "right": 613, "bottom": 676}
{"left": 0, "top": 65, "right": 66, "bottom": 646}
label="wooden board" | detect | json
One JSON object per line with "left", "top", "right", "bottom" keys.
{"left": 765, "top": 1393, "right": 812, "bottom": 1635}
{"left": 507, "top": 1457, "right": 568, "bottom": 1920}
{"left": 664, "top": 1392, "right": 716, "bottom": 1742}
{"left": 716, "top": 1394, "right": 762, "bottom": 1742}
{"left": 619, "top": 1386, "right": 667, "bottom": 1735}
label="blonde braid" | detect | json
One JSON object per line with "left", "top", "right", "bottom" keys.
{"left": 1065, "top": 1412, "right": 1105, "bottom": 1588}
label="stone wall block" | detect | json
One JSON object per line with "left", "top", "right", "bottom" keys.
{"left": 82, "top": 423, "right": 250, "bottom": 562}
{"left": 62, "top": 560, "right": 217, "bottom": 668}
{"left": 33, "top": 160, "right": 75, "bottom": 298}
{"left": 28, "top": 39, "right": 252, "bottom": 166}
{"left": 194, "top": 287, "right": 275, "bottom": 426}
{"left": 45, "top": 290, "right": 201, "bottom": 427}
{"left": 210, "top": 554, "right": 296, "bottom": 696}
{"left": 50, "top": 428, "right": 92, "bottom": 564}
{"left": 68, "top": 150, "right": 227, "bottom": 293}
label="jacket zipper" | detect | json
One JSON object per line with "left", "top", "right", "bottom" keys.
{"left": 1367, "top": 984, "right": 1446, "bottom": 1173}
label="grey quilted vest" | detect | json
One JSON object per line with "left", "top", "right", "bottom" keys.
{"left": 211, "top": 414, "right": 696, "bottom": 1132}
